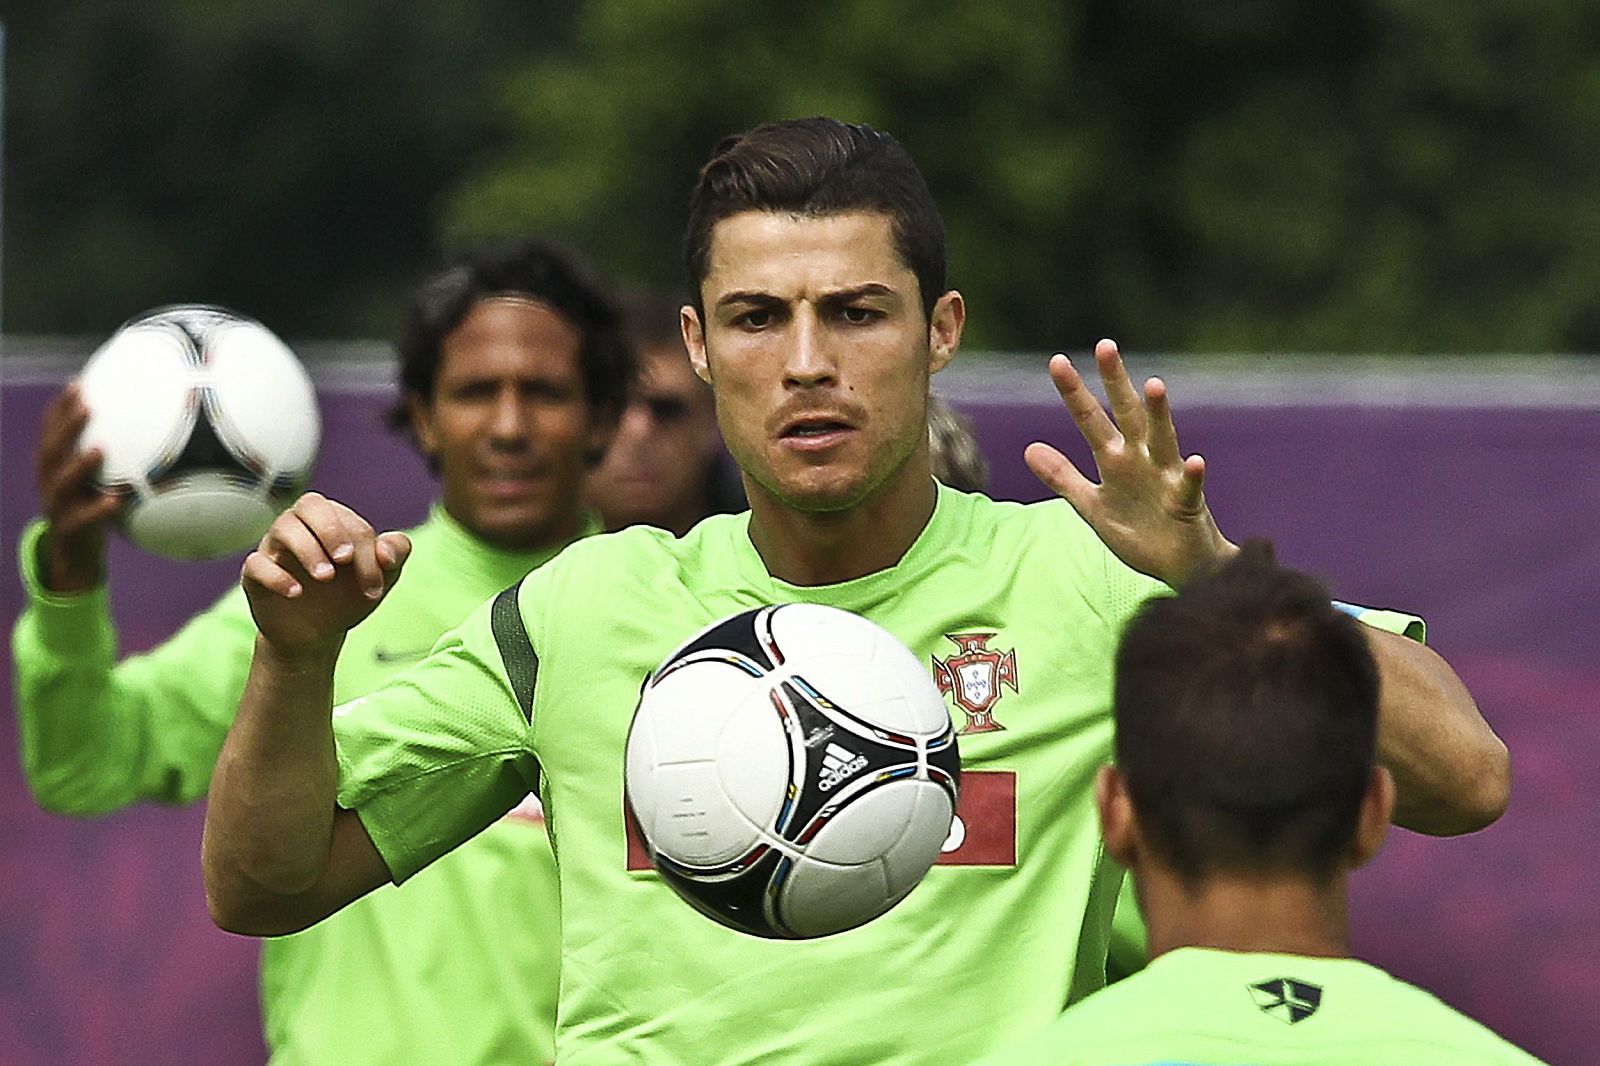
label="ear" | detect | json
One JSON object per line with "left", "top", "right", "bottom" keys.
{"left": 1350, "top": 766, "right": 1395, "bottom": 869}
{"left": 585, "top": 415, "right": 617, "bottom": 468}
{"left": 407, "top": 393, "right": 439, "bottom": 457}
{"left": 682, "top": 305, "right": 711, "bottom": 385}
{"left": 1095, "top": 765, "right": 1140, "bottom": 870}
{"left": 927, "top": 290, "right": 965, "bottom": 375}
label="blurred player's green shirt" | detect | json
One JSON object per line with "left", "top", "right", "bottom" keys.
{"left": 977, "top": 946, "right": 1544, "bottom": 1065}
{"left": 13, "top": 506, "right": 577, "bottom": 1065}
{"left": 334, "top": 485, "right": 1164, "bottom": 1064}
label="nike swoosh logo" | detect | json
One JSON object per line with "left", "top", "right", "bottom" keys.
{"left": 373, "top": 647, "right": 431, "bottom": 664}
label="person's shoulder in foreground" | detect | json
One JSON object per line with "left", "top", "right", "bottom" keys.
{"left": 975, "top": 543, "right": 1539, "bottom": 1066}
{"left": 985, "top": 945, "right": 1543, "bottom": 1065}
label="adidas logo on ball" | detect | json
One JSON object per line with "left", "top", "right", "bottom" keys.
{"left": 818, "top": 742, "right": 869, "bottom": 792}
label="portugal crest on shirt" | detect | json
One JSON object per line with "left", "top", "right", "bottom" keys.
{"left": 931, "top": 632, "right": 1018, "bottom": 734}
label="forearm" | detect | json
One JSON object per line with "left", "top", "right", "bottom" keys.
{"left": 1368, "top": 628, "right": 1510, "bottom": 835}
{"left": 203, "top": 635, "right": 343, "bottom": 930}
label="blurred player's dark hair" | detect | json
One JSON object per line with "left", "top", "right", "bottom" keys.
{"left": 1113, "top": 542, "right": 1380, "bottom": 884}
{"left": 389, "top": 239, "right": 635, "bottom": 445}
{"left": 684, "top": 117, "right": 946, "bottom": 322}
{"left": 927, "top": 396, "right": 989, "bottom": 493}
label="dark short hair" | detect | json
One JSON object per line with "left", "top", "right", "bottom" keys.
{"left": 683, "top": 117, "right": 947, "bottom": 322}
{"left": 388, "top": 239, "right": 634, "bottom": 440}
{"left": 927, "top": 396, "right": 989, "bottom": 493}
{"left": 1113, "top": 542, "right": 1380, "bottom": 883}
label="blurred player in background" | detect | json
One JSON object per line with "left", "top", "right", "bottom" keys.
{"left": 925, "top": 394, "right": 988, "bottom": 492}
{"left": 202, "top": 118, "right": 1510, "bottom": 1064}
{"left": 984, "top": 544, "right": 1540, "bottom": 1064}
{"left": 13, "top": 238, "right": 632, "bottom": 1064}
{"left": 589, "top": 292, "right": 744, "bottom": 533}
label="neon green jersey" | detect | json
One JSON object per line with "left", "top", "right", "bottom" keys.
{"left": 334, "top": 485, "right": 1169, "bottom": 1064}
{"left": 12, "top": 506, "right": 581, "bottom": 1064}
{"left": 979, "top": 946, "right": 1544, "bottom": 1065}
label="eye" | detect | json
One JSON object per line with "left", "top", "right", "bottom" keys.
{"left": 840, "top": 305, "right": 881, "bottom": 324}
{"left": 646, "top": 397, "right": 690, "bottom": 423}
{"left": 737, "top": 308, "right": 773, "bottom": 330}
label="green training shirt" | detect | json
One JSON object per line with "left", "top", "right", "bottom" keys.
{"left": 334, "top": 484, "right": 1168, "bottom": 1064}
{"left": 978, "top": 946, "right": 1544, "bottom": 1065}
{"left": 12, "top": 506, "right": 580, "bottom": 1064}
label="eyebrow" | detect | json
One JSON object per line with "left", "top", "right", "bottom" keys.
{"left": 714, "top": 283, "right": 899, "bottom": 310}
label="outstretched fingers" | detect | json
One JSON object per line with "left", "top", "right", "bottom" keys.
{"left": 1048, "top": 353, "right": 1119, "bottom": 451}
{"left": 1024, "top": 441, "right": 1097, "bottom": 517}
{"left": 1176, "top": 453, "right": 1208, "bottom": 514}
{"left": 1143, "top": 376, "right": 1183, "bottom": 468}
{"left": 1094, "top": 339, "right": 1147, "bottom": 443}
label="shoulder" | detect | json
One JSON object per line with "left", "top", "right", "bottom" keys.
{"left": 514, "top": 518, "right": 735, "bottom": 615}
{"left": 1368, "top": 974, "right": 1543, "bottom": 1063}
{"left": 939, "top": 487, "right": 1100, "bottom": 550}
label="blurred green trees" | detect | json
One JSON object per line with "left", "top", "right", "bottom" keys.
{"left": 8, "top": 0, "right": 1600, "bottom": 351}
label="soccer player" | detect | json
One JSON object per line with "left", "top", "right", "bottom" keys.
{"left": 925, "top": 394, "right": 989, "bottom": 492}
{"left": 202, "top": 118, "right": 1511, "bottom": 1064}
{"left": 980, "top": 544, "right": 1542, "bottom": 1064}
{"left": 14, "top": 239, "right": 633, "bottom": 1064}
{"left": 588, "top": 292, "right": 744, "bottom": 533}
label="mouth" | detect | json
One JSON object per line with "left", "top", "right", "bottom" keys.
{"left": 477, "top": 467, "right": 546, "bottom": 498}
{"left": 778, "top": 415, "right": 857, "bottom": 452}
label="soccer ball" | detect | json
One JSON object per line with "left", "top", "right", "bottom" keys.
{"left": 625, "top": 603, "right": 960, "bottom": 939}
{"left": 76, "top": 305, "right": 320, "bottom": 560}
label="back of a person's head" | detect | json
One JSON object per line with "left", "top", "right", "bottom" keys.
{"left": 682, "top": 116, "right": 946, "bottom": 321}
{"left": 927, "top": 396, "right": 989, "bottom": 493}
{"left": 389, "top": 238, "right": 634, "bottom": 434}
{"left": 1113, "top": 542, "right": 1380, "bottom": 884}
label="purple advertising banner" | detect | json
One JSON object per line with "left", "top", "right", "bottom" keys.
{"left": 2, "top": 356, "right": 1595, "bottom": 1063}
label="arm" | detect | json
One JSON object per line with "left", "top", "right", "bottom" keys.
{"left": 13, "top": 533, "right": 256, "bottom": 811}
{"left": 202, "top": 493, "right": 407, "bottom": 935}
{"left": 13, "top": 385, "right": 255, "bottom": 813}
{"left": 1366, "top": 628, "right": 1509, "bottom": 835}
{"left": 1028, "top": 340, "right": 1508, "bottom": 834}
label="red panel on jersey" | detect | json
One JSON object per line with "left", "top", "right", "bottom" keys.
{"left": 624, "top": 770, "right": 1016, "bottom": 871}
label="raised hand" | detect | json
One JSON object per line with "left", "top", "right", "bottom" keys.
{"left": 1025, "top": 339, "right": 1236, "bottom": 588}
{"left": 240, "top": 492, "right": 411, "bottom": 660}
{"left": 34, "top": 382, "right": 124, "bottom": 593}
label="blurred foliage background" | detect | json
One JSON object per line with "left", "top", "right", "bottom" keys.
{"left": 7, "top": 0, "right": 1600, "bottom": 351}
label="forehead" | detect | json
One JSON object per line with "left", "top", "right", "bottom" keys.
{"left": 701, "top": 210, "right": 913, "bottom": 301}
{"left": 438, "top": 297, "right": 582, "bottom": 379}
{"left": 637, "top": 341, "right": 702, "bottom": 393}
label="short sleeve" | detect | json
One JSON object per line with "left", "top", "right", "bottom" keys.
{"left": 1334, "top": 600, "right": 1427, "bottom": 643}
{"left": 334, "top": 587, "right": 539, "bottom": 883}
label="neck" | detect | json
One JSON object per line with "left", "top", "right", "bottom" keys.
{"left": 442, "top": 502, "right": 582, "bottom": 557}
{"left": 745, "top": 460, "right": 937, "bottom": 586}
{"left": 1138, "top": 866, "right": 1352, "bottom": 962}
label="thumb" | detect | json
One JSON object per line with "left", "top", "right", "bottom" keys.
{"left": 375, "top": 531, "right": 412, "bottom": 572}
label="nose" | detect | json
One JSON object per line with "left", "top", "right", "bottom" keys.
{"left": 487, "top": 385, "right": 530, "bottom": 444}
{"left": 783, "top": 309, "right": 838, "bottom": 389}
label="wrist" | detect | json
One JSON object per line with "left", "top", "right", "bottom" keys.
{"left": 254, "top": 632, "right": 344, "bottom": 674}
{"left": 39, "top": 530, "right": 105, "bottom": 594}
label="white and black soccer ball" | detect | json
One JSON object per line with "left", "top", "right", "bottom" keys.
{"left": 76, "top": 305, "right": 320, "bottom": 560}
{"left": 625, "top": 603, "right": 960, "bottom": 939}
